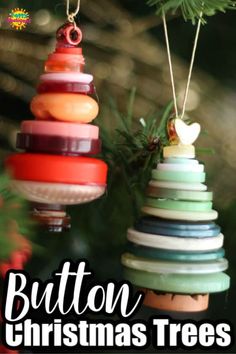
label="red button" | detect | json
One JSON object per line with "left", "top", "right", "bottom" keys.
{"left": 6, "top": 154, "right": 108, "bottom": 185}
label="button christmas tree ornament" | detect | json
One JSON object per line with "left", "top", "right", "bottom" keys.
{"left": 5, "top": 22, "right": 108, "bottom": 232}
{"left": 122, "top": 120, "right": 230, "bottom": 312}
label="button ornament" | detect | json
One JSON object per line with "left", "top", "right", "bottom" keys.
{"left": 122, "top": 119, "right": 230, "bottom": 312}
{"left": 5, "top": 22, "right": 108, "bottom": 232}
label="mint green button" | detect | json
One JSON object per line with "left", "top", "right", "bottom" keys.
{"left": 122, "top": 253, "right": 228, "bottom": 274}
{"left": 123, "top": 267, "right": 230, "bottom": 294}
{"left": 145, "top": 198, "right": 213, "bottom": 212}
{"left": 152, "top": 170, "right": 206, "bottom": 183}
{"left": 147, "top": 187, "right": 213, "bottom": 202}
{"left": 165, "top": 158, "right": 198, "bottom": 165}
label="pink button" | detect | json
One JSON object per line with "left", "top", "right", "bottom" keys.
{"left": 40, "top": 72, "right": 93, "bottom": 84}
{"left": 20, "top": 121, "right": 99, "bottom": 139}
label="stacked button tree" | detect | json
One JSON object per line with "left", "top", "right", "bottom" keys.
{"left": 6, "top": 23, "right": 108, "bottom": 232}
{"left": 122, "top": 118, "right": 230, "bottom": 312}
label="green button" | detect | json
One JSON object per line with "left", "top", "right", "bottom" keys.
{"left": 123, "top": 267, "right": 230, "bottom": 294}
{"left": 145, "top": 198, "right": 213, "bottom": 212}
{"left": 147, "top": 187, "right": 213, "bottom": 202}
{"left": 165, "top": 158, "right": 199, "bottom": 165}
{"left": 142, "top": 206, "right": 218, "bottom": 221}
{"left": 121, "top": 253, "right": 228, "bottom": 274}
{"left": 152, "top": 170, "right": 206, "bottom": 183}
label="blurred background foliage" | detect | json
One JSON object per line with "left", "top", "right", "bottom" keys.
{"left": 0, "top": 0, "right": 235, "bottom": 352}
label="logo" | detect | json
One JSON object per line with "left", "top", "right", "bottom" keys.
{"left": 7, "top": 8, "right": 31, "bottom": 30}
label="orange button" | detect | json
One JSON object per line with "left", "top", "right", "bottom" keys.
{"left": 6, "top": 153, "right": 107, "bottom": 185}
{"left": 141, "top": 289, "right": 209, "bottom": 312}
{"left": 31, "top": 93, "right": 99, "bottom": 123}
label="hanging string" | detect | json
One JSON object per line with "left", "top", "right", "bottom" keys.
{"left": 66, "top": 0, "right": 81, "bottom": 24}
{"left": 180, "top": 13, "right": 202, "bottom": 119}
{"left": 162, "top": 10, "right": 179, "bottom": 118}
{"left": 162, "top": 11, "right": 203, "bottom": 119}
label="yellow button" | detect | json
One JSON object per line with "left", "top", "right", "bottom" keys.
{"left": 163, "top": 145, "right": 195, "bottom": 158}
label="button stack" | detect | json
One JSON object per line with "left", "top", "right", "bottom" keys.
{"left": 6, "top": 23, "right": 108, "bottom": 232}
{"left": 122, "top": 118, "right": 230, "bottom": 312}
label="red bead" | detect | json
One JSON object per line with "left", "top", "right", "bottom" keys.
{"left": 56, "top": 23, "right": 82, "bottom": 47}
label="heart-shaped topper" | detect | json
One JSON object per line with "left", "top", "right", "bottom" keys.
{"left": 174, "top": 118, "right": 201, "bottom": 145}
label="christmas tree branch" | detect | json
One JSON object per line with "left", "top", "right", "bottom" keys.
{"left": 0, "top": 173, "right": 33, "bottom": 260}
{"left": 146, "top": 0, "right": 236, "bottom": 23}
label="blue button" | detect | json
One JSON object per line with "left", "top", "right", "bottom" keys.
{"left": 127, "top": 242, "right": 225, "bottom": 261}
{"left": 135, "top": 217, "right": 221, "bottom": 237}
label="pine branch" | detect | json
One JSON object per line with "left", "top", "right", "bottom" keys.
{"left": 146, "top": 0, "right": 236, "bottom": 23}
{"left": 0, "top": 173, "right": 33, "bottom": 260}
{"left": 99, "top": 91, "right": 172, "bottom": 214}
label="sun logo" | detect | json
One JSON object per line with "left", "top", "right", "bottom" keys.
{"left": 7, "top": 8, "right": 31, "bottom": 30}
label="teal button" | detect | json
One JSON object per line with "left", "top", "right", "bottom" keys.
{"left": 127, "top": 242, "right": 225, "bottom": 261}
{"left": 135, "top": 217, "right": 221, "bottom": 237}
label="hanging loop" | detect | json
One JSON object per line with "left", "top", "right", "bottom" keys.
{"left": 67, "top": 14, "right": 76, "bottom": 23}
{"left": 162, "top": 10, "right": 179, "bottom": 118}
{"left": 180, "top": 13, "right": 202, "bottom": 119}
{"left": 66, "top": 0, "right": 81, "bottom": 25}
{"left": 162, "top": 10, "right": 203, "bottom": 120}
